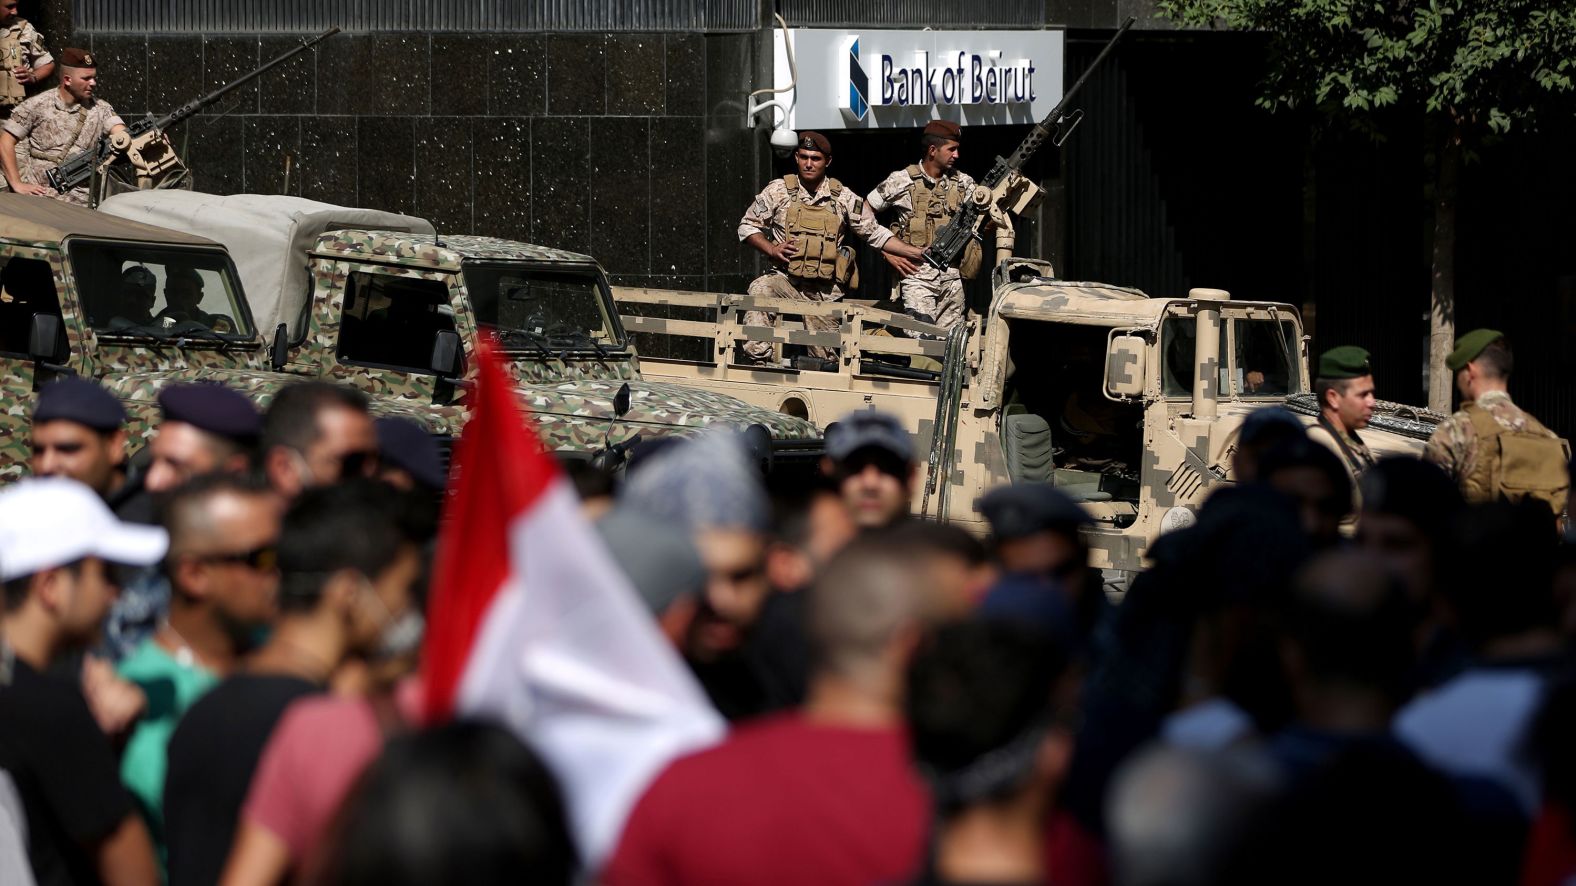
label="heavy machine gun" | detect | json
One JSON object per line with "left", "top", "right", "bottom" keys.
{"left": 46, "top": 27, "right": 339, "bottom": 200}
{"left": 921, "top": 17, "right": 1134, "bottom": 274}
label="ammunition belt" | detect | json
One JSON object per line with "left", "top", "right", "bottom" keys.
{"left": 1283, "top": 393, "right": 1446, "bottom": 441}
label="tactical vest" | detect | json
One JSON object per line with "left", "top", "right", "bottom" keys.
{"left": 1461, "top": 402, "right": 1571, "bottom": 516}
{"left": 896, "top": 165, "right": 964, "bottom": 250}
{"left": 782, "top": 174, "right": 845, "bottom": 282}
{"left": 0, "top": 28, "right": 24, "bottom": 108}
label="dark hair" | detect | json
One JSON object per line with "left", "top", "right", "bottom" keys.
{"left": 160, "top": 471, "right": 275, "bottom": 556}
{"left": 906, "top": 619, "right": 1068, "bottom": 813}
{"left": 921, "top": 133, "right": 953, "bottom": 151}
{"left": 311, "top": 719, "right": 576, "bottom": 886}
{"left": 276, "top": 480, "right": 407, "bottom": 611}
{"left": 560, "top": 457, "right": 617, "bottom": 502}
{"left": 260, "top": 382, "right": 370, "bottom": 457}
{"left": 1438, "top": 500, "right": 1557, "bottom": 648}
{"left": 766, "top": 472, "right": 841, "bottom": 549}
{"left": 1260, "top": 437, "right": 1353, "bottom": 519}
{"left": 1312, "top": 377, "right": 1354, "bottom": 411}
{"left": 1475, "top": 338, "right": 1513, "bottom": 379}
{"left": 1285, "top": 552, "right": 1418, "bottom": 701}
{"left": 3, "top": 559, "right": 84, "bottom": 612}
{"left": 881, "top": 519, "right": 990, "bottom": 567}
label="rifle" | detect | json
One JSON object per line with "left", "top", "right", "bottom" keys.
{"left": 46, "top": 27, "right": 340, "bottom": 194}
{"left": 921, "top": 17, "right": 1135, "bottom": 273}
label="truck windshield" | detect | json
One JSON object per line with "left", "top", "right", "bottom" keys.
{"left": 67, "top": 241, "right": 255, "bottom": 341}
{"left": 462, "top": 263, "right": 623, "bottom": 352}
{"left": 1162, "top": 315, "right": 1300, "bottom": 397}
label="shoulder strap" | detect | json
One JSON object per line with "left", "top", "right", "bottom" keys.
{"left": 783, "top": 174, "right": 799, "bottom": 194}
{"left": 907, "top": 164, "right": 925, "bottom": 180}
{"left": 1464, "top": 402, "right": 1505, "bottom": 441}
{"left": 826, "top": 177, "right": 842, "bottom": 196}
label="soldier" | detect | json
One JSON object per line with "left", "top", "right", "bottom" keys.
{"left": 0, "top": 46, "right": 126, "bottom": 206}
{"left": 867, "top": 119, "right": 979, "bottom": 333}
{"left": 1424, "top": 330, "right": 1570, "bottom": 518}
{"left": 736, "top": 131, "right": 925, "bottom": 365}
{"left": 1306, "top": 345, "right": 1378, "bottom": 484}
{"left": 0, "top": 0, "right": 54, "bottom": 120}
{"left": 30, "top": 375, "right": 129, "bottom": 503}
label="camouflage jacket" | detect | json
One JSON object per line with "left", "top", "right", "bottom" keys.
{"left": 1307, "top": 416, "right": 1375, "bottom": 483}
{"left": 736, "top": 176, "right": 892, "bottom": 250}
{"left": 1424, "top": 389, "right": 1556, "bottom": 484}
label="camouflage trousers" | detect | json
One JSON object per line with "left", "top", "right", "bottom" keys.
{"left": 739, "top": 272, "right": 843, "bottom": 364}
{"left": 897, "top": 264, "right": 965, "bottom": 335}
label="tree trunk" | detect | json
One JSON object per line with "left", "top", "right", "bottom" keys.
{"left": 1428, "top": 123, "right": 1462, "bottom": 413}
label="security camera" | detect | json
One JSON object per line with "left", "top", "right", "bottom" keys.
{"left": 768, "top": 128, "right": 799, "bottom": 157}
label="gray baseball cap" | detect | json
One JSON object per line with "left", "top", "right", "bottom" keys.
{"left": 826, "top": 410, "right": 913, "bottom": 463}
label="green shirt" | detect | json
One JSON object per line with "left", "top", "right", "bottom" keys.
{"left": 117, "top": 638, "right": 218, "bottom": 847}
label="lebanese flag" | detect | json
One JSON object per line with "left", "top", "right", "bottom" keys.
{"left": 421, "top": 337, "right": 724, "bottom": 868}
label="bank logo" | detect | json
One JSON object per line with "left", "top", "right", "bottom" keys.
{"left": 844, "top": 36, "right": 869, "bottom": 122}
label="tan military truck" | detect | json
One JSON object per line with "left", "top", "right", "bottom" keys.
{"left": 0, "top": 192, "right": 268, "bottom": 481}
{"left": 98, "top": 192, "right": 822, "bottom": 467}
{"left": 614, "top": 258, "right": 1439, "bottom": 574}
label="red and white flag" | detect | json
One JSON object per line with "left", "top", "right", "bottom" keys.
{"left": 421, "top": 338, "right": 724, "bottom": 868}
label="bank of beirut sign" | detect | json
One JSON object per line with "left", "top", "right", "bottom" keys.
{"left": 773, "top": 29, "right": 1065, "bottom": 131}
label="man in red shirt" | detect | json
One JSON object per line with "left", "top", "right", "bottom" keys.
{"left": 603, "top": 533, "right": 941, "bottom": 886}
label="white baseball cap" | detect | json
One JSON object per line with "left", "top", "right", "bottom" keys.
{"left": 0, "top": 478, "right": 169, "bottom": 582}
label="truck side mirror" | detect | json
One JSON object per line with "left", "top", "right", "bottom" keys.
{"left": 28, "top": 313, "right": 67, "bottom": 364}
{"left": 1104, "top": 334, "right": 1147, "bottom": 400}
{"left": 430, "top": 329, "right": 463, "bottom": 378}
{"left": 612, "top": 382, "right": 631, "bottom": 419}
{"left": 270, "top": 323, "right": 289, "bottom": 371}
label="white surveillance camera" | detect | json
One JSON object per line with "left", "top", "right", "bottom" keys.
{"left": 768, "top": 128, "right": 799, "bottom": 157}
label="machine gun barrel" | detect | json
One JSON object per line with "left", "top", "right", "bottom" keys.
{"left": 1000, "top": 16, "right": 1134, "bottom": 176}
{"left": 46, "top": 28, "right": 339, "bottom": 193}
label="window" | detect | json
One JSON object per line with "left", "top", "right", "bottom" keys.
{"left": 0, "top": 255, "right": 62, "bottom": 356}
{"left": 462, "top": 264, "right": 621, "bottom": 353}
{"left": 337, "top": 272, "right": 456, "bottom": 373}
{"left": 1161, "top": 317, "right": 1197, "bottom": 397}
{"left": 66, "top": 241, "right": 253, "bottom": 341}
{"left": 1227, "top": 318, "right": 1299, "bottom": 397}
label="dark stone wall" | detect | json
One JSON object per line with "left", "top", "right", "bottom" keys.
{"left": 73, "top": 31, "right": 769, "bottom": 295}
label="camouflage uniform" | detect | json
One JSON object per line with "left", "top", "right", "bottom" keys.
{"left": 736, "top": 176, "right": 891, "bottom": 364}
{"left": 1424, "top": 390, "right": 1566, "bottom": 502}
{"left": 868, "top": 165, "right": 977, "bottom": 334}
{"left": 2, "top": 89, "right": 123, "bottom": 206}
{"left": 1307, "top": 416, "right": 1376, "bottom": 485}
{"left": 0, "top": 19, "right": 50, "bottom": 119}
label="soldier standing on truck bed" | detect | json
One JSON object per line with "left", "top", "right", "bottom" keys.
{"left": 1425, "top": 330, "right": 1571, "bottom": 521}
{"left": 1306, "top": 345, "right": 1378, "bottom": 487}
{"left": 0, "top": 47, "right": 125, "bottom": 206}
{"left": 0, "top": 0, "right": 54, "bottom": 121}
{"left": 737, "top": 131, "right": 925, "bottom": 365}
{"left": 867, "top": 119, "right": 982, "bottom": 334}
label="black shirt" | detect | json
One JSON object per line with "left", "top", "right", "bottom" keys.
{"left": 163, "top": 674, "right": 319, "bottom": 886}
{"left": 0, "top": 655, "right": 134, "bottom": 886}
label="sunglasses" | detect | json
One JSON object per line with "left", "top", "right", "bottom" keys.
{"left": 195, "top": 543, "right": 278, "bottom": 572}
{"left": 837, "top": 450, "right": 909, "bottom": 481}
{"left": 336, "top": 449, "right": 381, "bottom": 478}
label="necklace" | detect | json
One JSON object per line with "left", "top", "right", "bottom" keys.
{"left": 158, "top": 620, "right": 197, "bottom": 669}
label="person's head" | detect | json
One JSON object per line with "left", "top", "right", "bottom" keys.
{"left": 162, "top": 474, "right": 281, "bottom": 641}
{"left": 118, "top": 266, "right": 157, "bottom": 318}
{"left": 978, "top": 483, "right": 1093, "bottom": 588}
{"left": 619, "top": 431, "right": 771, "bottom": 662}
{"left": 374, "top": 416, "right": 447, "bottom": 494}
{"left": 145, "top": 383, "right": 260, "bottom": 494}
{"left": 1357, "top": 457, "right": 1462, "bottom": 603}
{"left": 163, "top": 265, "right": 203, "bottom": 311}
{"left": 920, "top": 119, "right": 962, "bottom": 172}
{"left": 1259, "top": 437, "right": 1352, "bottom": 546}
{"left": 56, "top": 48, "right": 98, "bottom": 104}
{"left": 0, "top": 478, "right": 167, "bottom": 655}
{"left": 763, "top": 473, "right": 857, "bottom": 594}
{"left": 1283, "top": 549, "right": 1419, "bottom": 711}
{"left": 30, "top": 376, "right": 128, "bottom": 497}
{"left": 312, "top": 720, "right": 576, "bottom": 886}
{"left": 596, "top": 505, "right": 707, "bottom": 649}
{"left": 908, "top": 619, "right": 1072, "bottom": 826}
{"left": 261, "top": 382, "right": 378, "bottom": 498}
{"left": 1448, "top": 329, "right": 1512, "bottom": 402}
{"left": 275, "top": 481, "right": 422, "bottom": 662}
{"left": 823, "top": 410, "right": 917, "bottom": 530}
{"left": 793, "top": 131, "right": 832, "bottom": 186}
{"left": 1437, "top": 500, "right": 1559, "bottom": 652}
{"left": 807, "top": 533, "right": 938, "bottom": 695}
{"left": 1313, "top": 346, "right": 1375, "bottom": 432}
{"left": 881, "top": 520, "right": 995, "bottom": 618}
{"left": 1231, "top": 407, "right": 1307, "bottom": 483}
{"left": 559, "top": 456, "right": 615, "bottom": 520}
{"left": 1106, "top": 746, "right": 1282, "bottom": 886}
{"left": 0, "top": 0, "right": 19, "bottom": 25}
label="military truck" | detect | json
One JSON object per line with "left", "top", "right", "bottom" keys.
{"left": 97, "top": 192, "right": 822, "bottom": 466}
{"left": 0, "top": 192, "right": 269, "bottom": 481}
{"left": 614, "top": 258, "right": 1441, "bottom": 574}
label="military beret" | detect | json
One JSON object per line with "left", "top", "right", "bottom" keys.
{"left": 34, "top": 376, "right": 125, "bottom": 432}
{"left": 1445, "top": 328, "right": 1504, "bottom": 373}
{"left": 157, "top": 383, "right": 261, "bottom": 443}
{"left": 796, "top": 131, "right": 832, "bottom": 157}
{"left": 57, "top": 48, "right": 97, "bottom": 69}
{"left": 120, "top": 266, "right": 156, "bottom": 292}
{"left": 922, "top": 119, "right": 962, "bottom": 142}
{"left": 977, "top": 482, "right": 1092, "bottom": 541}
{"left": 1316, "top": 345, "right": 1372, "bottom": 380}
{"left": 374, "top": 416, "right": 446, "bottom": 491}
{"left": 826, "top": 410, "right": 913, "bottom": 463}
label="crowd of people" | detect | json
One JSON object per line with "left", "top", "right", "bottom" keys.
{"left": 0, "top": 366, "right": 1572, "bottom": 886}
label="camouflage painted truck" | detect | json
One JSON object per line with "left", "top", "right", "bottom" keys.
{"left": 97, "top": 191, "right": 821, "bottom": 466}
{"left": 613, "top": 258, "right": 1442, "bottom": 575}
{"left": 0, "top": 192, "right": 275, "bottom": 481}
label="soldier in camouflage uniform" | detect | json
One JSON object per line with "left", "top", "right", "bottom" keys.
{"left": 867, "top": 119, "right": 979, "bottom": 334}
{"left": 0, "top": 47, "right": 125, "bottom": 206}
{"left": 1306, "top": 345, "right": 1378, "bottom": 486}
{"left": 737, "top": 131, "right": 925, "bottom": 365}
{"left": 1425, "top": 330, "right": 1570, "bottom": 517}
{"left": 0, "top": 0, "right": 54, "bottom": 121}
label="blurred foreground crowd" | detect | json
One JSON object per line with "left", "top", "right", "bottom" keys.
{"left": 0, "top": 371, "right": 1574, "bottom": 886}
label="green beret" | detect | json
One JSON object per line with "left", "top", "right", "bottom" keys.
{"left": 1445, "top": 328, "right": 1504, "bottom": 373}
{"left": 1317, "top": 345, "right": 1372, "bottom": 380}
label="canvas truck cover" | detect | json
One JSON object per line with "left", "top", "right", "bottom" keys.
{"left": 98, "top": 191, "right": 435, "bottom": 340}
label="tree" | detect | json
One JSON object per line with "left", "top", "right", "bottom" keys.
{"left": 1156, "top": 0, "right": 1576, "bottom": 410}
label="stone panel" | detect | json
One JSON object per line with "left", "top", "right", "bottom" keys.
{"left": 258, "top": 35, "right": 318, "bottom": 115}
{"left": 530, "top": 117, "right": 589, "bottom": 254}
{"left": 244, "top": 116, "right": 301, "bottom": 196}
{"left": 87, "top": 35, "right": 147, "bottom": 118}
{"left": 298, "top": 115, "right": 358, "bottom": 207}
{"left": 545, "top": 35, "right": 604, "bottom": 117}
{"left": 606, "top": 35, "right": 663, "bottom": 116}
{"left": 473, "top": 117, "right": 532, "bottom": 242}
{"left": 201, "top": 37, "right": 259, "bottom": 117}
{"left": 486, "top": 35, "right": 546, "bottom": 116}
{"left": 146, "top": 36, "right": 203, "bottom": 117}
{"left": 664, "top": 35, "right": 705, "bottom": 117}
{"left": 414, "top": 117, "right": 474, "bottom": 234}
{"left": 183, "top": 116, "right": 244, "bottom": 195}
{"left": 357, "top": 116, "right": 415, "bottom": 214}
{"left": 319, "top": 35, "right": 430, "bottom": 118}
{"left": 649, "top": 118, "right": 706, "bottom": 277}
{"left": 589, "top": 117, "right": 649, "bottom": 274}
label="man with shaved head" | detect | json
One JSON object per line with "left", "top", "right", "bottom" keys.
{"left": 0, "top": 46, "right": 126, "bottom": 205}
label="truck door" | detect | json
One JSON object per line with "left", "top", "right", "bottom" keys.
{"left": 328, "top": 264, "right": 458, "bottom": 403}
